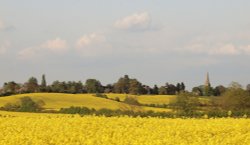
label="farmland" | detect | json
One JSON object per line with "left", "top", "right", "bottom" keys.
{"left": 0, "top": 93, "right": 173, "bottom": 112}
{"left": 0, "top": 111, "right": 249, "bottom": 145}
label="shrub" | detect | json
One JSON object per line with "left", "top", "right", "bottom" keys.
{"left": 123, "top": 96, "right": 141, "bottom": 106}
{"left": 3, "top": 97, "right": 45, "bottom": 112}
{"left": 94, "top": 93, "right": 108, "bottom": 99}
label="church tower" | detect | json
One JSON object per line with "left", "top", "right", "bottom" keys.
{"left": 204, "top": 72, "right": 211, "bottom": 87}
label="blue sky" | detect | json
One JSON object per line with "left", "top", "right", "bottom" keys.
{"left": 0, "top": 0, "right": 250, "bottom": 89}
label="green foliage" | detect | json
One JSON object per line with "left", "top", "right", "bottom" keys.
{"left": 152, "top": 85, "right": 159, "bottom": 94}
{"left": 246, "top": 84, "right": 250, "bottom": 93}
{"left": 40, "top": 74, "right": 47, "bottom": 92}
{"left": 3, "top": 97, "right": 45, "bottom": 112}
{"left": 228, "top": 81, "right": 243, "bottom": 89}
{"left": 85, "top": 79, "right": 103, "bottom": 93}
{"left": 214, "top": 85, "right": 226, "bottom": 96}
{"left": 94, "top": 93, "right": 108, "bottom": 99}
{"left": 171, "top": 92, "right": 199, "bottom": 115}
{"left": 128, "top": 79, "right": 143, "bottom": 95}
{"left": 25, "top": 77, "right": 39, "bottom": 93}
{"left": 114, "top": 75, "right": 130, "bottom": 94}
{"left": 159, "top": 86, "right": 167, "bottom": 95}
{"left": 0, "top": 81, "right": 20, "bottom": 96}
{"left": 203, "top": 86, "right": 214, "bottom": 96}
{"left": 218, "top": 87, "right": 250, "bottom": 111}
{"left": 192, "top": 87, "right": 202, "bottom": 96}
{"left": 123, "top": 96, "right": 141, "bottom": 106}
{"left": 114, "top": 97, "right": 120, "bottom": 102}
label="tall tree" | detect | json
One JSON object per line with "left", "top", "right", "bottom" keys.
{"left": 159, "top": 86, "right": 167, "bottom": 95}
{"left": 152, "top": 85, "right": 159, "bottom": 95}
{"left": 40, "top": 74, "right": 47, "bottom": 92}
{"left": 176, "top": 83, "right": 181, "bottom": 93}
{"left": 128, "top": 79, "right": 143, "bottom": 95}
{"left": 180, "top": 82, "right": 185, "bottom": 91}
{"left": 25, "top": 77, "right": 39, "bottom": 93}
{"left": 214, "top": 85, "right": 226, "bottom": 96}
{"left": 114, "top": 75, "right": 130, "bottom": 94}
{"left": 85, "top": 79, "right": 103, "bottom": 93}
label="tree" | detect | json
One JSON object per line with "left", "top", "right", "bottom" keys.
{"left": 219, "top": 87, "right": 250, "bottom": 111}
{"left": 180, "top": 82, "right": 185, "bottom": 91}
{"left": 159, "top": 86, "right": 167, "bottom": 95}
{"left": 165, "top": 83, "right": 177, "bottom": 95}
{"left": 40, "top": 74, "right": 47, "bottom": 92}
{"left": 176, "top": 83, "right": 181, "bottom": 93}
{"left": 123, "top": 96, "right": 141, "bottom": 106}
{"left": 3, "top": 97, "right": 45, "bottom": 112}
{"left": 192, "top": 87, "right": 202, "bottom": 96}
{"left": 152, "top": 85, "right": 159, "bottom": 94}
{"left": 114, "top": 75, "right": 130, "bottom": 94}
{"left": 172, "top": 92, "right": 199, "bottom": 115}
{"left": 228, "top": 81, "right": 242, "bottom": 89}
{"left": 128, "top": 79, "right": 143, "bottom": 95}
{"left": 246, "top": 84, "right": 250, "bottom": 93}
{"left": 104, "top": 84, "right": 113, "bottom": 93}
{"left": 85, "top": 79, "right": 103, "bottom": 93}
{"left": 1, "top": 81, "right": 20, "bottom": 96}
{"left": 25, "top": 77, "right": 39, "bottom": 93}
{"left": 214, "top": 85, "right": 226, "bottom": 96}
{"left": 50, "top": 81, "right": 66, "bottom": 93}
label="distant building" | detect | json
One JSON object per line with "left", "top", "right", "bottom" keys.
{"left": 203, "top": 72, "right": 212, "bottom": 96}
{"left": 204, "top": 72, "right": 211, "bottom": 87}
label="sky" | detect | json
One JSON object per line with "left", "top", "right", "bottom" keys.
{"left": 0, "top": 0, "right": 250, "bottom": 90}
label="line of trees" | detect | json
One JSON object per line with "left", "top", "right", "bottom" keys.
{"left": 0, "top": 75, "right": 186, "bottom": 96}
{"left": 1, "top": 74, "right": 250, "bottom": 98}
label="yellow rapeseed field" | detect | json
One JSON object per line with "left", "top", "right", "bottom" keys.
{"left": 0, "top": 111, "right": 250, "bottom": 145}
{"left": 0, "top": 93, "right": 171, "bottom": 112}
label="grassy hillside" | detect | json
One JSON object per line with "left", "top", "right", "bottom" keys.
{"left": 0, "top": 93, "right": 171, "bottom": 112}
{"left": 106, "top": 94, "right": 176, "bottom": 104}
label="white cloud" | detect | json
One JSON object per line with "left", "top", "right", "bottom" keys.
{"left": 114, "top": 12, "right": 151, "bottom": 31}
{"left": 0, "top": 41, "right": 10, "bottom": 55}
{"left": 41, "top": 38, "right": 68, "bottom": 53}
{"left": 76, "top": 33, "right": 112, "bottom": 57}
{"left": 18, "top": 38, "right": 68, "bottom": 59}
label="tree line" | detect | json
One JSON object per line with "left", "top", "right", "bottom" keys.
{"left": 1, "top": 74, "right": 250, "bottom": 97}
{"left": 0, "top": 75, "right": 186, "bottom": 96}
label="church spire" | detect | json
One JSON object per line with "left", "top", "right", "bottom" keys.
{"left": 205, "top": 72, "right": 211, "bottom": 87}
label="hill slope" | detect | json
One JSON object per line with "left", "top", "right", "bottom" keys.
{"left": 0, "top": 93, "right": 171, "bottom": 112}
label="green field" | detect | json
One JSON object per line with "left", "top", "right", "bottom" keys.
{"left": 0, "top": 93, "right": 172, "bottom": 112}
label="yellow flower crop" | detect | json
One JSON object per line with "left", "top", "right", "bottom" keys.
{"left": 0, "top": 112, "right": 250, "bottom": 145}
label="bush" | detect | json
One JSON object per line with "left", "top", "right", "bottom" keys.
{"left": 60, "top": 106, "right": 93, "bottom": 114}
{"left": 171, "top": 92, "right": 199, "bottom": 115}
{"left": 3, "top": 97, "right": 45, "bottom": 112}
{"left": 123, "top": 96, "right": 141, "bottom": 106}
{"left": 94, "top": 93, "right": 108, "bottom": 99}
{"left": 114, "top": 97, "right": 120, "bottom": 102}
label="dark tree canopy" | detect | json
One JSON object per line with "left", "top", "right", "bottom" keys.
{"left": 85, "top": 79, "right": 103, "bottom": 93}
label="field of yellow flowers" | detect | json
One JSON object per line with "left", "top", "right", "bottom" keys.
{"left": 0, "top": 111, "right": 250, "bottom": 145}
